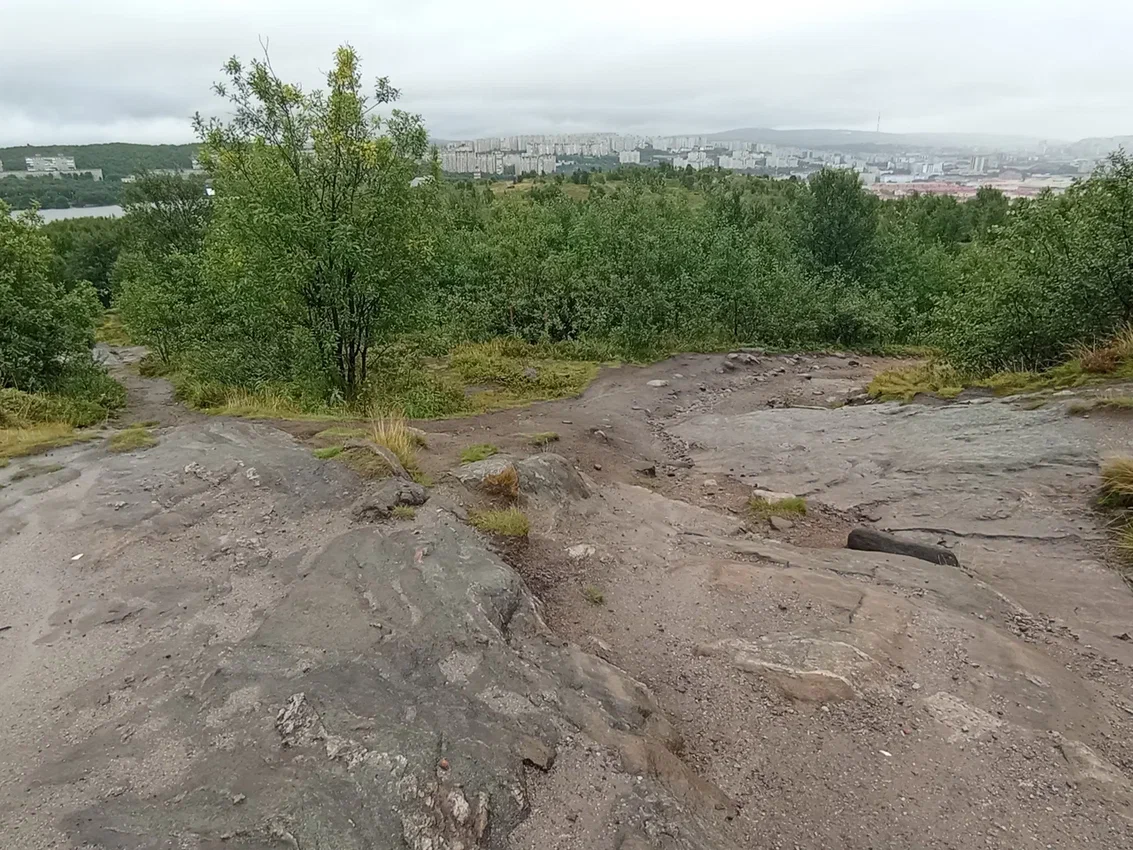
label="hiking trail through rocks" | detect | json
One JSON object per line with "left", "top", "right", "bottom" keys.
{"left": 2, "top": 344, "right": 1132, "bottom": 849}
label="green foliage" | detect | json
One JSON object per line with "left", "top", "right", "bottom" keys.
{"left": 43, "top": 217, "right": 127, "bottom": 306}
{"left": 0, "top": 204, "right": 103, "bottom": 391}
{"left": 0, "top": 143, "right": 199, "bottom": 182}
{"left": 469, "top": 507, "right": 530, "bottom": 537}
{"left": 0, "top": 174, "right": 121, "bottom": 211}
{"left": 461, "top": 444, "right": 498, "bottom": 463}
{"left": 108, "top": 427, "right": 158, "bottom": 453}
{"left": 748, "top": 495, "right": 807, "bottom": 517}
{"left": 525, "top": 431, "right": 559, "bottom": 447}
{"left": 191, "top": 46, "right": 434, "bottom": 400}
{"left": 313, "top": 445, "right": 344, "bottom": 459}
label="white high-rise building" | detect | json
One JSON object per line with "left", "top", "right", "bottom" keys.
{"left": 618, "top": 150, "right": 641, "bottom": 164}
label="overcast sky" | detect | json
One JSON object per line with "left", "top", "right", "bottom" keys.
{"left": 2, "top": 0, "right": 1130, "bottom": 145}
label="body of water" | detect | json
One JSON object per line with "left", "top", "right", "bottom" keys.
{"left": 9, "top": 204, "right": 124, "bottom": 221}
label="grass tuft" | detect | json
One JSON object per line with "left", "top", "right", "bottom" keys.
{"left": 313, "top": 445, "right": 344, "bottom": 459}
{"left": 469, "top": 507, "right": 530, "bottom": 537}
{"left": 392, "top": 505, "right": 417, "bottom": 520}
{"left": 748, "top": 495, "right": 807, "bottom": 517}
{"left": 108, "top": 427, "right": 157, "bottom": 453}
{"left": 525, "top": 431, "right": 560, "bottom": 447}
{"left": 482, "top": 466, "right": 520, "bottom": 501}
{"left": 461, "top": 443, "right": 499, "bottom": 463}
{"left": 1100, "top": 456, "right": 1133, "bottom": 508}
{"left": 368, "top": 411, "right": 419, "bottom": 473}
{"left": 582, "top": 585, "right": 605, "bottom": 605}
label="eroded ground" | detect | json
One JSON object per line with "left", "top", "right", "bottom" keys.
{"left": 1, "top": 348, "right": 1132, "bottom": 849}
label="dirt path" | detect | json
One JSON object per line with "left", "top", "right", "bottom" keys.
{"left": 94, "top": 343, "right": 202, "bottom": 427}
{"left": 1, "top": 346, "right": 1132, "bottom": 849}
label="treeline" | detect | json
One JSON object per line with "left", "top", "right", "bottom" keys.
{"left": 0, "top": 143, "right": 199, "bottom": 181}
{"left": 0, "top": 173, "right": 121, "bottom": 210}
{"left": 5, "top": 46, "right": 1133, "bottom": 419}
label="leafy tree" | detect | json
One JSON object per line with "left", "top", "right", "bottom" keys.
{"left": 0, "top": 204, "right": 101, "bottom": 390}
{"left": 43, "top": 216, "right": 126, "bottom": 305}
{"left": 193, "top": 45, "right": 435, "bottom": 399}
{"left": 799, "top": 168, "right": 879, "bottom": 280}
{"left": 114, "top": 174, "right": 211, "bottom": 362}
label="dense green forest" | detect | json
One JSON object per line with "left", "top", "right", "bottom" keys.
{"left": 0, "top": 173, "right": 121, "bottom": 210}
{"left": 4, "top": 46, "right": 1133, "bottom": 426}
{"left": 0, "top": 143, "right": 198, "bottom": 181}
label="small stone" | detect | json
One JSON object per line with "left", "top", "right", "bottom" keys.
{"left": 673, "top": 373, "right": 685, "bottom": 379}
{"left": 702, "top": 478, "right": 718, "bottom": 489}
{"left": 769, "top": 516, "right": 794, "bottom": 531}
{"left": 646, "top": 379, "right": 669, "bottom": 388}
{"left": 566, "top": 544, "right": 596, "bottom": 561}
{"left": 593, "top": 463, "right": 602, "bottom": 471}
{"left": 522, "top": 366, "right": 538, "bottom": 380}
{"left": 911, "top": 682, "right": 922, "bottom": 691}
{"left": 231, "top": 794, "right": 246, "bottom": 805}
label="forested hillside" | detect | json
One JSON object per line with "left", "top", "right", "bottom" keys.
{"left": 0, "top": 143, "right": 198, "bottom": 180}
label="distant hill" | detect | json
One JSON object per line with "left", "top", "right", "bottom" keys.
{"left": 0, "top": 143, "right": 199, "bottom": 181}
{"left": 1063, "top": 136, "right": 1133, "bottom": 157}
{"left": 708, "top": 127, "right": 1052, "bottom": 152}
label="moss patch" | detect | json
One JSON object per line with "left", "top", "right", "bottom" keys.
{"left": 108, "top": 427, "right": 157, "bottom": 453}
{"left": 461, "top": 443, "right": 498, "bottom": 463}
{"left": 525, "top": 431, "right": 560, "bottom": 447}
{"left": 392, "top": 505, "right": 417, "bottom": 520}
{"left": 748, "top": 495, "right": 807, "bottom": 517}
{"left": 313, "top": 445, "right": 344, "bottom": 459}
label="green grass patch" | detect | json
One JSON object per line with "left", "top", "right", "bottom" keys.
{"left": 9, "top": 462, "right": 64, "bottom": 482}
{"left": 748, "top": 495, "right": 807, "bottom": 517}
{"left": 525, "top": 431, "right": 560, "bottom": 447}
{"left": 0, "top": 376, "right": 124, "bottom": 461}
{"left": 461, "top": 443, "right": 499, "bottom": 463}
{"left": 314, "top": 426, "right": 368, "bottom": 440}
{"left": 108, "top": 427, "right": 157, "bottom": 453}
{"left": 392, "top": 505, "right": 417, "bottom": 520}
{"left": 95, "top": 311, "right": 131, "bottom": 346}
{"left": 582, "top": 585, "right": 605, "bottom": 605}
{"left": 469, "top": 507, "right": 530, "bottom": 537}
{"left": 313, "top": 445, "right": 344, "bottom": 459}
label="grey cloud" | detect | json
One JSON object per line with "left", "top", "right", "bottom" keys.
{"left": 2, "top": 0, "right": 1131, "bottom": 145}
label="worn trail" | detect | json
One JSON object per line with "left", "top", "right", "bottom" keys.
{"left": 1, "top": 347, "right": 1131, "bottom": 849}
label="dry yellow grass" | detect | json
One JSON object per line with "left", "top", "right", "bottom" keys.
{"left": 1100, "top": 456, "right": 1133, "bottom": 507}
{"left": 0, "top": 423, "right": 90, "bottom": 460}
{"left": 482, "top": 466, "right": 520, "bottom": 501}
{"left": 368, "top": 411, "right": 419, "bottom": 473}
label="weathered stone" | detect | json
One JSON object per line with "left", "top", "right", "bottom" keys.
{"left": 847, "top": 528, "right": 960, "bottom": 567}
{"left": 646, "top": 379, "right": 669, "bottom": 388}
{"left": 697, "top": 635, "right": 876, "bottom": 702}
{"left": 454, "top": 453, "right": 590, "bottom": 502}
{"left": 769, "top": 516, "right": 794, "bottom": 531}
{"left": 566, "top": 543, "right": 596, "bottom": 561}
{"left": 351, "top": 479, "right": 429, "bottom": 521}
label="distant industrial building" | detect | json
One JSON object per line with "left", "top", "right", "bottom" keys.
{"left": 0, "top": 153, "right": 103, "bottom": 181}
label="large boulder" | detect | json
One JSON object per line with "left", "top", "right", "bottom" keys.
{"left": 454, "top": 452, "right": 590, "bottom": 503}
{"left": 54, "top": 512, "right": 731, "bottom": 849}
